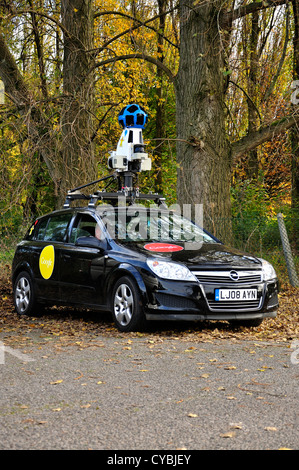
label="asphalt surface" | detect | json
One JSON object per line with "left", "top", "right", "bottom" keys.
{"left": 0, "top": 326, "right": 298, "bottom": 452}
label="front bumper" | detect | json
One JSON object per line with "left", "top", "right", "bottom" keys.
{"left": 144, "top": 278, "right": 279, "bottom": 322}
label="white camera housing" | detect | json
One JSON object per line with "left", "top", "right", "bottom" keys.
{"left": 108, "top": 127, "right": 152, "bottom": 172}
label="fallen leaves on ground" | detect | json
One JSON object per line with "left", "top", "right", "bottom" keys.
{"left": 0, "top": 265, "right": 298, "bottom": 349}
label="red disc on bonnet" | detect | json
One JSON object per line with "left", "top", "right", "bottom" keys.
{"left": 144, "top": 243, "right": 184, "bottom": 252}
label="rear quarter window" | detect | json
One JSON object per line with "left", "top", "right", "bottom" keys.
{"left": 33, "top": 213, "right": 73, "bottom": 242}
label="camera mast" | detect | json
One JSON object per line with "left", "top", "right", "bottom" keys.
{"left": 63, "top": 104, "right": 166, "bottom": 209}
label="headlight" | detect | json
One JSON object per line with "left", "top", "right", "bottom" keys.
{"left": 259, "top": 258, "right": 277, "bottom": 281}
{"left": 146, "top": 259, "right": 197, "bottom": 281}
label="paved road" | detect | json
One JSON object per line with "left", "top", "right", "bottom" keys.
{"left": 0, "top": 329, "right": 298, "bottom": 452}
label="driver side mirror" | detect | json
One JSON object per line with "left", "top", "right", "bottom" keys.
{"left": 75, "top": 236, "right": 106, "bottom": 250}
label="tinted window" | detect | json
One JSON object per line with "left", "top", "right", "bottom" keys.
{"left": 25, "top": 220, "right": 38, "bottom": 240}
{"left": 69, "top": 214, "right": 98, "bottom": 243}
{"left": 101, "top": 208, "right": 216, "bottom": 243}
{"left": 36, "top": 217, "right": 49, "bottom": 240}
{"left": 42, "top": 214, "right": 72, "bottom": 242}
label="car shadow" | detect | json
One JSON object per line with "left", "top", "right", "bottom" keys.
{"left": 37, "top": 305, "right": 241, "bottom": 336}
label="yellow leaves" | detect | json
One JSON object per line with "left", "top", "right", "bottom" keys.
{"left": 92, "top": 0, "right": 178, "bottom": 172}
{"left": 49, "top": 379, "right": 63, "bottom": 385}
{"left": 257, "top": 366, "right": 273, "bottom": 372}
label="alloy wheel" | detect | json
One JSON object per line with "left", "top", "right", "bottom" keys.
{"left": 15, "top": 276, "right": 31, "bottom": 314}
{"left": 113, "top": 283, "right": 134, "bottom": 327}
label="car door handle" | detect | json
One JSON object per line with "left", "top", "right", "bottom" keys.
{"left": 62, "top": 254, "right": 71, "bottom": 260}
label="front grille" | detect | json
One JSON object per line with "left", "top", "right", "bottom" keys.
{"left": 193, "top": 270, "right": 262, "bottom": 285}
{"left": 155, "top": 293, "right": 196, "bottom": 309}
{"left": 208, "top": 299, "right": 261, "bottom": 311}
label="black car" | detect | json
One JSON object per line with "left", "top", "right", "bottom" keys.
{"left": 11, "top": 203, "right": 279, "bottom": 332}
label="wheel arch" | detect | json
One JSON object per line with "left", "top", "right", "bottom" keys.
{"left": 105, "top": 263, "right": 148, "bottom": 309}
{"left": 12, "top": 262, "right": 35, "bottom": 285}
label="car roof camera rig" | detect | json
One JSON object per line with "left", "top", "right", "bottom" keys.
{"left": 108, "top": 104, "right": 152, "bottom": 179}
{"left": 64, "top": 104, "right": 166, "bottom": 208}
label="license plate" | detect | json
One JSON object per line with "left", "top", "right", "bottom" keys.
{"left": 215, "top": 288, "right": 257, "bottom": 301}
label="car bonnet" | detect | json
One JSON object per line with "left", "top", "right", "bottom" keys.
{"left": 115, "top": 240, "right": 262, "bottom": 269}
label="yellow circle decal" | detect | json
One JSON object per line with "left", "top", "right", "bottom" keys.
{"left": 39, "top": 245, "right": 55, "bottom": 279}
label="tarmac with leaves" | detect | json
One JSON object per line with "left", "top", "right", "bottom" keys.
{"left": 0, "top": 266, "right": 298, "bottom": 451}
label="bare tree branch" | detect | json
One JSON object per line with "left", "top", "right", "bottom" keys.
{"left": 93, "top": 8, "right": 179, "bottom": 50}
{"left": 231, "top": 112, "right": 299, "bottom": 160}
{"left": 2, "top": 8, "right": 69, "bottom": 36}
{"left": 221, "top": 0, "right": 288, "bottom": 26}
{"left": 95, "top": 6, "right": 179, "bottom": 54}
{"left": 263, "top": 3, "right": 290, "bottom": 101}
{"left": 94, "top": 53, "right": 175, "bottom": 82}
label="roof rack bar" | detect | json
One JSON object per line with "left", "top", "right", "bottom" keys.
{"left": 87, "top": 191, "right": 166, "bottom": 208}
{"left": 63, "top": 189, "right": 166, "bottom": 209}
{"left": 64, "top": 171, "right": 167, "bottom": 209}
{"left": 68, "top": 173, "right": 117, "bottom": 193}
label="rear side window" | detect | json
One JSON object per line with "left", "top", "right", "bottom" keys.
{"left": 35, "top": 214, "right": 72, "bottom": 242}
{"left": 44, "top": 214, "right": 72, "bottom": 242}
{"left": 36, "top": 217, "right": 49, "bottom": 240}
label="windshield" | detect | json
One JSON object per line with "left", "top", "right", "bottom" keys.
{"left": 99, "top": 208, "right": 217, "bottom": 244}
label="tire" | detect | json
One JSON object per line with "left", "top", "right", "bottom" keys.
{"left": 112, "top": 276, "right": 146, "bottom": 332}
{"left": 13, "top": 271, "right": 39, "bottom": 316}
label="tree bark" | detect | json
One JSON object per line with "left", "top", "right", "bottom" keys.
{"left": 175, "top": 1, "right": 232, "bottom": 242}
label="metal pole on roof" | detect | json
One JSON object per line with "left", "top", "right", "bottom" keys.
{"left": 277, "top": 213, "right": 299, "bottom": 287}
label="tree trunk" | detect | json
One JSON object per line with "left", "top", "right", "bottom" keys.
{"left": 60, "top": 0, "right": 96, "bottom": 199}
{"left": 175, "top": 1, "right": 232, "bottom": 243}
{"left": 246, "top": 10, "right": 260, "bottom": 180}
